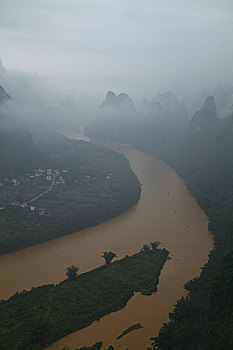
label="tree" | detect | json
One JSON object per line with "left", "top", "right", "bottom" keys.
{"left": 150, "top": 241, "right": 160, "bottom": 250}
{"left": 142, "top": 244, "right": 150, "bottom": 251}
{"left": 66, "top": 265, "right": 79, "bottom": 280}
{"left": 102, "top": 251, "right": 117, "bottom": 265}
{"left": 31, "top": 324, "right": 48, "bottom": 343}
{"left": 149, "top": 337, "right": 157, "bottom": 350}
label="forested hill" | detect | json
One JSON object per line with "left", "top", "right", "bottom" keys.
{"left": 85, "top": 94, "right": 233, "bottom": 349}
{"left": 152, "top": 98, "right": 233, "bottom": 350}
{"left": 85, "top": 90, "right": 137, "bottom": 141}
{"left": 0, "top": 128, "right": 46, "bottom": 177}
{"left": 85, "top": 90, "right": 189, "bottom": 158}
{"left": 0, "top": 85, "right": 46, "bottom": 177}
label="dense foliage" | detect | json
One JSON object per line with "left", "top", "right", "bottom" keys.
{"left": 0, "top": 128, "right": 46, "bottom": 177}
{"left": 0, "top": 133, "right": 141, "bottom": 254}
{"left": 62, "top": 342, "right": 103, "bottom": 350}
{"left": 152, "top": 114, "right": 233, "bottom": 349}
{"left": 86, "top": 96, "right": 233, "bottom": 349}
{"left": 0, "top": 246, "right": 168, "bottom": 350}
{"left": 62, "top": 343, "right": 116, "bottom": 350}
{"left": 102, "top": 251, "right": 117, "bottom": 265}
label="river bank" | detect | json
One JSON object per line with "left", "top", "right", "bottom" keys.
{"left": 0, "top": 133, "right": 140, "bottom": 255}
{"left": 0, "top": 246, "right": 168, "bottom": 350}
{"left": 0, "top": 132, "right": 213, "bottom": 349}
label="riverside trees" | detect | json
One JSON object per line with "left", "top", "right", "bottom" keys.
{"left": 102, "top": 251, "right": 117, "bottom": 265}
{"left": 66, "top": 265, "right": 79, "bottom": 280}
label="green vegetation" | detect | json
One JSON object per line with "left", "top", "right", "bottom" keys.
{"left": 87, "top": 97, "right": 233, "bottom": 349}
{"left": 102, "top": 250, "right": 117, "bottom": 265}
{"left": 0, "top": 133, "right": 141, "bottom": 254}
{"left": 0, "top": 128, "right": 45, "bottom": 178}
{"left": 116, "top": 323, "right": 143, "bottom": 340}
{"left": 66, "top": 265, "right": 79, "bottom": 280}
{"left": 138, "top": 114, "right": 233, "bottom": 349}
{"left": 62, "top": 343, "right": 116, "bottom": 350}
{"left": 151, "top": 112, "right": 233, "bottom": 349}
{"left": 62, "top": 342, "right": 103, "bottom": 350}
{"left": 0, "top": 246, "right": 168, "bottom": 350}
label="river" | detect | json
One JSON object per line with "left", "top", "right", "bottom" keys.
{"left": 0, "top": 131, "right": 213, "bottom": 349}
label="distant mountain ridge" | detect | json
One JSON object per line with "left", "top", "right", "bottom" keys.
{"left": 85, "top": 90, "right": 137, "bottom": 141}
{"left": 152, "top": 90, "right": 177, "bottom": 103}
{"left": 186, "top": 96, "right": 218, "bottom": 143}
{"left": 86, "top": 93, "right": 233, "bottom": 349}
{"left": 154, "top": 96, "right": 233, "bottom": 350}
{"left": 99, "top": 90, "right": 136, "bottom": 113}
{"left": 86, "top": 90, "right": 189, "bottom": 154}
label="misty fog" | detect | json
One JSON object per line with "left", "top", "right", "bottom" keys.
{"left": 1, "top": 0, "right": 233, "bottom": 131}
{"left": 1, "top": 1, "right": 233, "bottom": 350}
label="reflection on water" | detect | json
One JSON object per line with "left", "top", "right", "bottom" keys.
{"left": 0, "top": 131, "right": 213, "bottom": 349}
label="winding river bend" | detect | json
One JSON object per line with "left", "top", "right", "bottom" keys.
{"left": 0, "top": 132, "right": 213, "bottom": 349}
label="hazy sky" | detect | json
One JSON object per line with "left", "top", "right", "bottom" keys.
{"left": 0, "top": 0, "right": 233, "bottom": 108}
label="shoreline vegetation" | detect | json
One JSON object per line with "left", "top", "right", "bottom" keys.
{"left": 62, "top": 342, "right": 103, "bottom": 350}
{"left": 116, "top": 323, "right": 143, "bottom": 340}
{"left": 0, "top": 133, "right": 141, "bottom": 255}
{"left": 128, "top": 118, "right": 233, "bottom": 349}
{"left": 0, "top": 244, "right": 168, "bottom": 350}
{"left": 84, "top": 94, "right": 233, "bottom": 349}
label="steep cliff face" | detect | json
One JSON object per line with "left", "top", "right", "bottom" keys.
{"left": 154, "top": 98, "right": 233, "bottom": 350}
{"left": 140, "top": 98, "right": 151, "bottom": 117}
{"left": 85, "top": 90, "right": 189, "bottom": 158}
{"left": 0, "top": 85, "right": 45, "bottom": 176}
{"left": 140, "top": 91, "right": 188, "bottom": 133}
{"left": 100, "top": 91, "right": 136, "bottom": 113}
{"left": 184, "top": 96, "right": 220, "bottom": 154}
{"left": 85, "top": 91, "right": 137, "bottom": 141}
{"left": 152, "top": 90, "right": 177, "bottom": 104}
{"left": 212, "top": 85, "right": 233, "bottom": 117}
{"left": 0, "top": 129, "right": 45, "bottom": 176}
{"left": 0, "top": 84, "right": 11, "bottom": 121}
{"left": 0, "top": 85, "right": 10, "bottom": 102}
{"left": 135, "top": 92, "right": 189, "bottom": 158}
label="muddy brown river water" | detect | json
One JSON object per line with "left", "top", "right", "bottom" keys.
{"left": 0, "top": 132, "right": 213, "bottom": 349}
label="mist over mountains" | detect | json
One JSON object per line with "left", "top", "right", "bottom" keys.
{"left": 85, "top": 87, "right": 233, "bottom": 349}
{"left": 1, "top": 1, "right": 233, "bottom": 348}
{"left": 0, "top": 85, "right": 46, "bottom": 176}
{"left": 186, "top": 85, "right": 233, "bottom": 118}
{"left": 0, "top": 59, "right": 87, "bottom": 132}
{"left": 1, "top": 72, "right": 233, "bottom": 182}
{"left": 84, "top": 86, "right": 233, "bottom": 215}
{"left": 85, "top": 87, "right": 233, "bottom": 162}
{"left": 86, "top": 89, "right": 189, "bottom": 143}
{"left": 1, "top": 60, "right": 233, "bottom": 350}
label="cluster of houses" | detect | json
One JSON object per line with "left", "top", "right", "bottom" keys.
{"left": 0, "top": 199, "right": 46, "bottom": 216}
{"left": 0, "top": 168, "right": 68, "bottom": 188}
{"left": 0, "top": 168, "right": 114, "bottom": 189}
{"left": 0, "top": 168, "right": 115, "bottom": 214}
{"left": 9, "top": 201, "right": 46, "bottom": 216}
{"left": 0, "top": 168, "right": 69, "bottom": 215}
